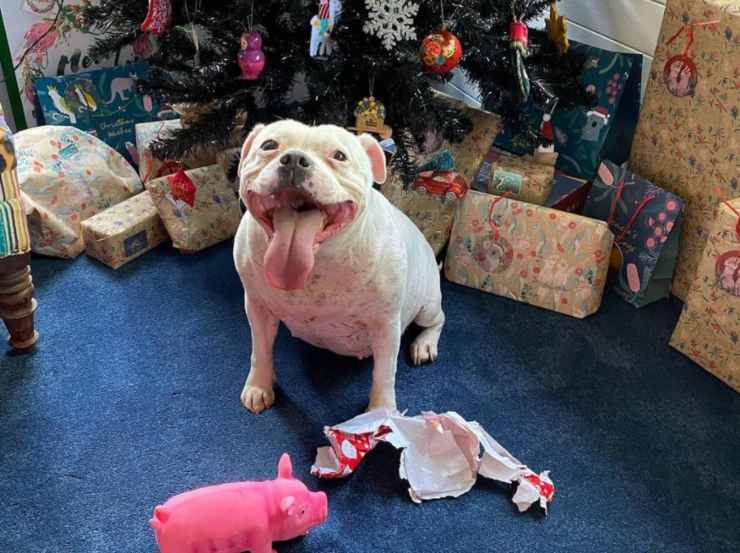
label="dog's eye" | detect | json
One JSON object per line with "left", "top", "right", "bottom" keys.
{"left": 260, "top": 139, "right": 279, "bottom": 151}
{"left": 333, "top": 150, "right": 347, "bottom": 162}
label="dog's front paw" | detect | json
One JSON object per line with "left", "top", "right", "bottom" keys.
{"left": 367, "top": 390, "right": 397, "bottom": 413}
{"left": 241, "top": 383, "right": 275, "bottom": 414}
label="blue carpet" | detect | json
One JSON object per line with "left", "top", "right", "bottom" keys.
{"left": 2, "top": 240, "right": 739, "bottom": 553}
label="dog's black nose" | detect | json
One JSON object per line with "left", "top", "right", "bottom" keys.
{"left": 277, "top": 150, "right": 313, "bottom": 189}
{"left": 280, "top": 152, "right": 312, "bottom": 169}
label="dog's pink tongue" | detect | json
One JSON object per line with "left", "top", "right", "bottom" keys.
{"left": 264, "top": 207, "right": 325, "bottom": 290}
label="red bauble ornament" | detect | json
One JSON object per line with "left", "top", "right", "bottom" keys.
{"left": 420, "top": 29, "right": 462, "bottom": 74}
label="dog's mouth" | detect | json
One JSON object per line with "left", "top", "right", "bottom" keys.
{"left": 246, "top": 189, "right": 357, "bottom": 291}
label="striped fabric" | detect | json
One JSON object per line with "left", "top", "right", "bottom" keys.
{"left": 0, "top": 113, "right": 30, "bottom": 258}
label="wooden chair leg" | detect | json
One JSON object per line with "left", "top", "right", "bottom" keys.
{"left": 0, "top": 261, "right": 39, "bottom": 351}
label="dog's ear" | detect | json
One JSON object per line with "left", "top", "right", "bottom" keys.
{"left": 238, "top": 123, "right": 266, "bottom": 177}
{"left": 358, "top": 133, "right": 387, "bottom": 185}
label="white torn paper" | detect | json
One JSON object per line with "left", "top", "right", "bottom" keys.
{"left": 311, "top": 408, "right": 554, "bottom": 512}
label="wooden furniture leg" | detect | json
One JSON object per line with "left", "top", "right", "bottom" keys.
{"left": 0, "top": 253, "right": 39, "bottom": 351}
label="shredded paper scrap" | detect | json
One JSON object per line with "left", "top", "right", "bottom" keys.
{"left": 311, "top": 409, "right": 554, "bottom": 512}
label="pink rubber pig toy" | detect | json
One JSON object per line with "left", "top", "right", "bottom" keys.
{"left": 149, "top": 454, "right": 328, "bottom": 553}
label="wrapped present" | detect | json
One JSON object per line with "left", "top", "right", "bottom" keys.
{"left": 81, "top": 192, "right": 168, "bottom": 269}
{"left": 135, "top": 119, "right": 218, "bottom": 183}
{"left": 472, "top": 146, "right": 556, "bottom": 205}
{"left": 380, "top": 168, "right": 461, "bottom": 256}
{"left": 146, "top": 165, "right": 242, "bottom": 253}
{"left": 445, "top": 191, "right": 614, "bottom": 318}
{"left": 544, "top": 174, "right": 591, "bottom": 213}
{"left": 670, "top": 198, "right": 740, "bottom": 392}
{"left": 583, "top": 161, "right": 685, "bottom": 308}
{"left": 434, "top": 92, "right": 503, "bottom": 184}
{"left": 494, "top": 42, "right": 643, "bottom": 181}
{"left": 15, "top": 126, "right": 143, "bottom": 259}
{"left": 33, "top": 63, "right": 170, "bottom": 167}
{"left": 629, "top": 1, "right": 740, "bottom": 300}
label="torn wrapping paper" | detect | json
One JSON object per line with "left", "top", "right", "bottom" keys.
{"left": 311, "top": 409, "right": 554, "bottom": 512}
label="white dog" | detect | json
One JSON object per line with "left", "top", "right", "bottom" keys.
{"left": 234, "top": 120, "right": 445, "bottom": 414}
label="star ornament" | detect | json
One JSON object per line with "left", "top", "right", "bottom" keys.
{"left": 545, "top": 1, "right": 569, "bottom": 55}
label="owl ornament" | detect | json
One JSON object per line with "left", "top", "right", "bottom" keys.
{"left": 238, "top": 31, "right": 266, "bottom": 80}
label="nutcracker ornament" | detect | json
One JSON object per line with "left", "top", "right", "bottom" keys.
{"left": 310, "top": 0, "right": 342, "bottom": 58}
{"left": 238, "top": 31, "right": 266, "bottom": 80}
{"left": 420, "top": 28, "right": 462, "bottom": 74}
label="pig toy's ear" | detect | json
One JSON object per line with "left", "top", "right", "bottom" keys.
{"left": 277, "top": 453, "right": 293, "bottom": 479}
{"left": 280, "top": 496, "right": 295, "bottom": 515}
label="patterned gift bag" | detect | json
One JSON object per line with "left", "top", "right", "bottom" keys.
{"left": 146, "top": 165, "right": 242, "bottom": 253}
{"left": 629, "top": 0, "right": 739, "bottom": 301}
{"left": 670, "top": 198, "right": 740, "bottom": 392}
{"left": 445, "top": 191, "right": 614, "bottom": 318}
{"left": 494, "top": 41, "right": 643, "bottom": 182}
{"left": 583, "top": 161, "right": 685, "bottom": 307}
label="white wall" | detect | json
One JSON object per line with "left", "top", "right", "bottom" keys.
{"left": 444, "top": 0, "right": 666, "bottom": 104}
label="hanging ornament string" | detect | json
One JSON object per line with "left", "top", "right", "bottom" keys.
{"left": 439, "top": 0, "right": 446, "bottom": 29}
{"left": 665, "top": 19, "right": 720, "bottom": 55}
{"left": 183, "top": 0, "right": 203, "bottom": 67}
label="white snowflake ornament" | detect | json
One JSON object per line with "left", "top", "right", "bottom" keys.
{"left": 363, "top": 0, "right": 420, "bottom": 50}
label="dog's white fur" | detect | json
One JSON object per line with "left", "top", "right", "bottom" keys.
{"left": 233, "top": 120, "right": 444, "bottom": 413}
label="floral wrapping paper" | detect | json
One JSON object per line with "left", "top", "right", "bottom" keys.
{"left": 670, "top": 198, "right": 740, "bottom": 392}
{"left": 629, "top": 0, "right": 740, "bottom": 300}
{"left": 15, "top": 126, "right": 142, "bottom": 259}
{"left": 472, "top": 147, "right": 556, "bottom": 205}
{"left": 445, "top": 191, "right": 614, "bottom": 318}
{"left": 435, "top": 93, "right": 503, "bottom": 184}
{"left": 146, "top": 165, "right": 242, "bottom": 253}
{"left": 0, "top": 112, "right": 30, "bottom": 259}
{"left": 81, "top": 192, "right": 168, "bottom": 269}
{"left": 583, "top": 161, "right": 685, "bottom": 308}
{"left": 381, "top": 169, "right": 458, "bottom": 256}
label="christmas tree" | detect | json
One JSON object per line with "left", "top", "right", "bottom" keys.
{"left": 83, "top": 0, "right": 591, "bottom": 180}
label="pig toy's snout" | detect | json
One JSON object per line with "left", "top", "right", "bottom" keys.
{"left": 313, "top": 491, "right": 328, "bottom": 524}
